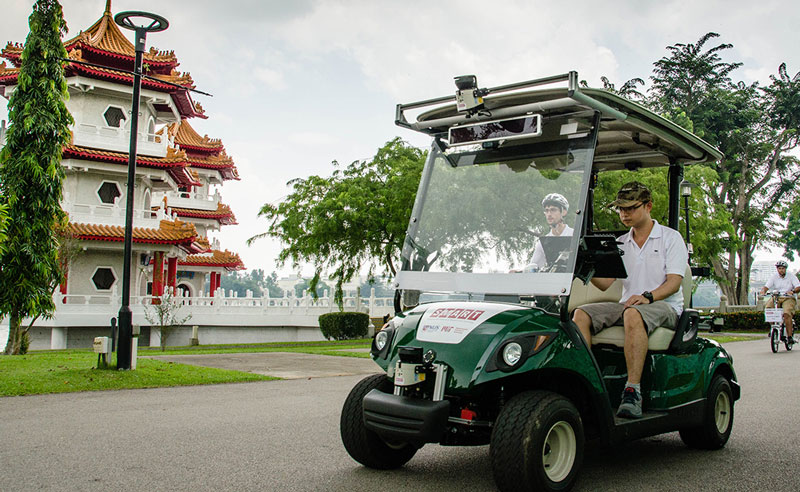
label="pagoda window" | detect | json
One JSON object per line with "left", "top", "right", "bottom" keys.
{"left": 92, "top": 267, "right": 117, "bottom": 291}
{"left": 103, "top": 106, "right": 127, "bottom": 128}
{"left": 97, "top": 181, "right": 122, "bottom": 205}
{"left": 147, "top": 117, "right": 156, "bottom": 142}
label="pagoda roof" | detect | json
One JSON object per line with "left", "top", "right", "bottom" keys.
{"left": 1, "top": 2, "right": 176, "bottom": 71}
{"left": 69, "top": 218, "right": 206, "bottom": 253}
{"left": 62, "top": 144, "right": 202, "bottom": 187}
{"left": 184, "top": 151, "right": 240, "bottom": 180}
{"left": 1, "top": 1, "right": 205, "bottom": 120}
{"left": 179, "top": 249, "right": 245, "bottom": 270}
{"left": 63, "top": 1, "right": 178, "bottom": 69}
{"left": 164, "top": 119, "right": 224, "bottom": 152}
{"left": 159, "top": 202, "right": 238, "bottom": 225}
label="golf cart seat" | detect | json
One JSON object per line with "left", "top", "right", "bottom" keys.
{"left": 568, "top": 265, "right": 698, "bottom": 352}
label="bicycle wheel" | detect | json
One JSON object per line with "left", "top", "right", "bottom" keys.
{"left": 771, "top": 329, "right": 780, "bottom": 353}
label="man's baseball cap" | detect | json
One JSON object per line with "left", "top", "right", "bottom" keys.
{"left": 608, "top": 181, "right": 652, "bottom": 208}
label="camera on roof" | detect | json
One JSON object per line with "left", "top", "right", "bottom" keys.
{"left": 454, "top": 74, "right": 487, "bottom": 113}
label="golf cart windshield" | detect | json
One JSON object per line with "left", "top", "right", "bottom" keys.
{"left": 397, "top": 112, "right": 597, "bottom": 297}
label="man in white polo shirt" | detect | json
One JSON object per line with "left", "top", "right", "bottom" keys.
{"left": 572, "top": 181, "right": 689, "bottom": 419}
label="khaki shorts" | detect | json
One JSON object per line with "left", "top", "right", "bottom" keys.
{"left": 765, "top": 296, "right": 796, "bottom": 315}
{"left": 575, "top": 301, "right": 679, "bottom": 336}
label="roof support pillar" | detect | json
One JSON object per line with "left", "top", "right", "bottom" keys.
{"left": 167, "top": 256, "right": 177, "bottom": 290}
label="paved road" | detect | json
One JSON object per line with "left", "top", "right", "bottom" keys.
{"left": 1, "top": 339, "right": 798, "bottom": 491}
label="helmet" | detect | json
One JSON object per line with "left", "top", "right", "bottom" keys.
{"left": 542, "top": 193, "right": 569, "bottom": 212}
{"left": 776, "top": 260, "right": 788, "bottom": 268}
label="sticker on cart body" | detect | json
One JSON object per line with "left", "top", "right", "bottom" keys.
{"left": 416, "top": 302, "right": 519, "bottom": 344}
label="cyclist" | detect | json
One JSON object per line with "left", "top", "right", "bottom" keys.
{"left": 530, "top": 193, "right": 574, "bottom": 270}
{"left": 759, "top": 260, "right": 800, "bottom": 343}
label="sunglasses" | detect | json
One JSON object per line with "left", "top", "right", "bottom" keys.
{"left": 614, "top": 202, "right": 644, "bottom": 213}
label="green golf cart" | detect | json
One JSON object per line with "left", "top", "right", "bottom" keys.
{"left": 340, "top": 72, "right": 740, "bottom": 492}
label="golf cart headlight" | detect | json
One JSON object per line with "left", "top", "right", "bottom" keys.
{"left": 375, "top": 330, "right": 389, "bottom": 351}
{"left": 502, "top": 342, "right": 523, "bottom": 366}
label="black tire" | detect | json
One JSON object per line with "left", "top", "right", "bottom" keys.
{"left": 340, "top": 373, "right": 418, "bottom": 469}
{"left": 679, "top": 375, "right": 734, "bottom": 450}
{"left": 490, "top": 391, "right": 584, "bottom": 492}
{"left": 771, "top": 329, "right": 780, "bottom": 353}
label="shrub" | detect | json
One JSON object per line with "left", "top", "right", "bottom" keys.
{"left": 711, "top": 310, "right": 800, "bottom": 332}
{"left": 318, "top": 312, "right": 369, "bottom": 340}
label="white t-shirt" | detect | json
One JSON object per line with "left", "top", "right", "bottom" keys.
{"left": 617, "top": 220, "right": 688, "bottom": 314}
{"left": 764, "top": 272, "right": 800, "bottom": 294}
{"left": 531, "top": 224, "right": 574, "bottom": 270}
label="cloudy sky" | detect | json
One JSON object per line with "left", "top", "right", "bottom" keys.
{"left": 2, "top": 0, "right": 799, "bottom": 275}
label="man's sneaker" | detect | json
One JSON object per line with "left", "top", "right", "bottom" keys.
{"left": 617, "top": 386, "right": 642, "bottom": 419}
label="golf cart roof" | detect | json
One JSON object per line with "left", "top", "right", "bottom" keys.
{"left": 396, "top": 72, "right": 723, "bottom": 170}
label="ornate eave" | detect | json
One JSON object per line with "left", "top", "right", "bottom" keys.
{"left": 68, "top": 218, "right": 205, "bottom": 253}
{"left": 180, "top": 248, "right": 245, "bottom": 270}
{"left": 63, "top": 144, "right": 202, "bottom": 186}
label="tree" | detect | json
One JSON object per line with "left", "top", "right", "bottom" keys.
{"left": 647, "top": 33, "right": 800, "bottom": 304}
{"left": 0, "top": 203, "right": 8, "bottom": 254}
{"left": 0, "top": 0, "right": 73, "bottom": 355}
{"left": 293, "top": 278, "right": 330, "bottom": 298}
{"left": 250, "top": 138, "right": 426, "bottom": 305}
{"left": 219, "top": 269, "right": 284, "bottom": 297}
{"left": 144, "top": 288, "right": 192, "bottom": 351}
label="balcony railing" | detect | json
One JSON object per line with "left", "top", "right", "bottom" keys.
{"left": 63, "top": 200, "right": 170, "bottom": 229}
{"left": 45, "top": 288, "right": 394, "bottom": 328}
{"left": 72, "top": 123, "right": 167, "bottom": 157}
{"left": 153, "top": 189, "right": 221, "bottom": 212}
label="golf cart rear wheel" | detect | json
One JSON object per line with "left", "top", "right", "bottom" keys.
{"left": 679, "top": 375, "right": 734, "bottom": 450}
{"left": 340, "top": 373, "right": 418, "bottom": 469}
{"left": 490, "top": 391, "right": 584, "bottom": 492}
{"left": 771, "top": 330, "right": 780, "bottom": 353}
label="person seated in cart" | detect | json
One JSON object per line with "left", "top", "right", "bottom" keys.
{"left": 759, "top": 260, "right": 800, "bottom": 343}
{"left": 572, "top": 181, "right": 689, "bottom": 419}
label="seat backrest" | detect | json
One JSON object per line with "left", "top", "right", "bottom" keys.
{"left": 568, "top": 264, "right": 693, "bottom": 312}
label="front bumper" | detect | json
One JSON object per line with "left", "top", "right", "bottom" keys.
{"left": 363, "top": 389, "right": 450, "bottom": 443}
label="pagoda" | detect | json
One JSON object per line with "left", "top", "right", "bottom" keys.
{"left": 0, "top": 1, "right": 243, "bottom": 349}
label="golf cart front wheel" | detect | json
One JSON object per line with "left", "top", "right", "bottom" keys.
{"left": 490, "top": 391, "right": 584, "bottom": 492}
{"left": 340, "top": 373, "right": 419, "bottom": 469}
{"left": 771, "top": 329, "right": 780, "bottom": 353}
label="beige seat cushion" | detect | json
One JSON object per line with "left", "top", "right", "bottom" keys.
{"left": 568, "top": 265, "right": 692, "bottom": 351}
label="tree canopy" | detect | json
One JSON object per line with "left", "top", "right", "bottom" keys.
{"left": 250, "top": 138, "right": 426, "bottom": 305}
{"left": 590, "top": 33, "right": 800, "bottom": 304}
{"left": 219, "top": 269, "right": 285, "bottom": 298}
{"left": 0, "top": 0, "right": 73, "bottom": 355}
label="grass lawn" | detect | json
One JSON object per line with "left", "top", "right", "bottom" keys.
{"left": 701, "top": 334, "right": 763, "bottom": 343}
{"left": 0, "top": 351, "right": 276, "bottom": 397}
{"left": 0, "top": 339, "right": 373, "bottom": 397}
{"left": 138, "top": 339, "right": 373, "bottom": 359}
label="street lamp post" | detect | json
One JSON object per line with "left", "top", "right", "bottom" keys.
{"left": 114, "top": 11, "right": 169, "bottom": 370}
{"left": 680, "top": 179, "right": 695, "bottom": 308}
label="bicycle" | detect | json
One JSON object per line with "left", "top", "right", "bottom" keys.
{"left": 765, "top": 291, "right": 795, "bottom": 353}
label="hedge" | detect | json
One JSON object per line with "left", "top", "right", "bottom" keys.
{"left": 318, "top": 312, "right": 370, "bottom": 340}
{"left": 710, "top": 310, "right": 800, "bottom": 332}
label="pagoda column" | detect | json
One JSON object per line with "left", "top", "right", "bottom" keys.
{"left": 153, "top": 251, "right": 165, "bottom": 303}
{"left": 59, "top": 262, "right": 68, "bottom": 304}
{"left": 209, "top": 271, "right": 218, "bottom": 297}
{"left": 167, "top": 257, "right": 178, "bottom": 291}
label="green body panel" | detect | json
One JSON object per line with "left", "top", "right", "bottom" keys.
{"left": 373, "top": 302, "right": 606, "bottom": 396}
{"left": 593, "top": 336, "right": 735, "bottom": 410}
